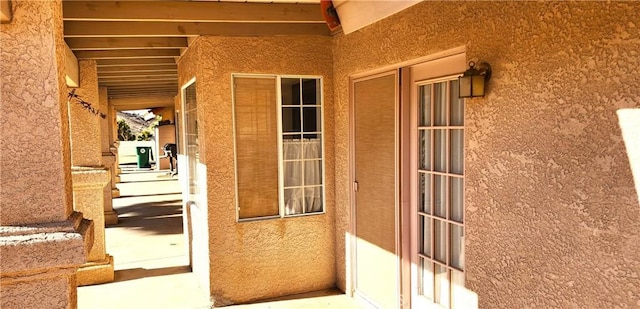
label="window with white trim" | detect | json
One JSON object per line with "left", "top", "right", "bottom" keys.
{"left": 233, "top": 75, "right": 325, "bottom": 220}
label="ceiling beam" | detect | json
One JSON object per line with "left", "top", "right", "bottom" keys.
{"left": 64, "top": 42, "right": 79, "bottom": 87}
{"left": 99, "top": 71, "right": 177, "bottom": 78}
{"left": 110, "top": 96, "right": 175, "bottom": 109}
{"left": 100, "top": 81, "right": 178, "bottom": 87}
{"left": 97, "top": 58, "right": 176, "bottom": 66}
{"left": 63, "top": 1, "right": 324, "bottom": 23}
{"left": 64, "top": 21, "right": 330, "bottom": 37}
{"left": 0, "top": 0, "right": 12, "bottom": 24}
{"left": 98, "top": 65, "right": 177, "bottom": 73}
{"left": 66, "top": 37, "right": 188, "bottom": 50}
{"left": 75, "top": 49, "right": 181, "bottom": 59}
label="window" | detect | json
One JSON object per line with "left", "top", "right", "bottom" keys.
{"left": 233, "top": 75, "right": 324, "bottom": 220}
{"left": 182, "top": 80, "right": 200, "bottom": 205}
{"left": 417, "top": 79, "right": 465, "bottom": 307}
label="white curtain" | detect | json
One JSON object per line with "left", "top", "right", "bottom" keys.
{"left": 283, "top": 138, "right": 322, "bottom": 215}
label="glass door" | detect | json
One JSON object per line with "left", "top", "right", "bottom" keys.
{"left": 412, "top": 78, "right": 466, "bottom": 308}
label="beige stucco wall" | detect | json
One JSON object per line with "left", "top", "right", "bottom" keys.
{"left": 69, "top": 60, "right": 102, "bottom": 167}
{"left": 0, "top": 0, "right": 73, "bottom": 225}
{"left": 333, "top": 2, "right": 640, "bottom": 308}
{"left": 178, "top": 35, "right": 335, "bottom": 305}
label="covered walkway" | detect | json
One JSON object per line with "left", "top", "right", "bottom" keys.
{"left": 78, "top": 169, "right": 361, "bottom": 309}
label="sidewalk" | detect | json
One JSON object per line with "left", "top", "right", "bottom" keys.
{"left": 77, "top": 169, "right": 363, "bottom": 309}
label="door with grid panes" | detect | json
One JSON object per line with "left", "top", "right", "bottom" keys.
{"left": 410, "top": 75, "right": 466, "bottom": 308}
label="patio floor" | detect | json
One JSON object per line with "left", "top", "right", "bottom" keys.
{"left": 78, "top": 168, "right": 362, "bottom": 309}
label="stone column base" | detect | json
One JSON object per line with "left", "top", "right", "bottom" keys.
{"left": 77, "top": 254, "right": 114, "bottom": 286}
{"left": 104, "top": 210, "right": 119, "bottom": 225}
{"left": 1, "top": 212, "right": 94, "bottom": 309}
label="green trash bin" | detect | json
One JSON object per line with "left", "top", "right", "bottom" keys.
{"left": 136, "top": 146, "right": 153, "bottom": 168}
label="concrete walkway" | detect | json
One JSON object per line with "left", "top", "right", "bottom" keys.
{"left": 78, "top": 169, "right": 363, "bottom": 309}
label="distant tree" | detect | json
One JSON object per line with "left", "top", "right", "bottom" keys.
{"left": 117, "top": 119, "right": 135, "bottom": 141}
{"left": 136, "top": 130, "right": 153, "bottom": 141}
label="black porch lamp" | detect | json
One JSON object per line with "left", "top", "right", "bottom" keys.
{"left": 458, "top": 61, "right": 492, "bottom": 98}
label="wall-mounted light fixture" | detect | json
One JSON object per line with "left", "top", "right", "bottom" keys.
{"left": 459, "top": 61, "right": 492, "bottom": 98}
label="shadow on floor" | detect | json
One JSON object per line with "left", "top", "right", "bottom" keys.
{"left": 111, "top": 200, "right": 183, "bottom": 235}
{"left": 114, "top": 265, "right": 191, "bottom": 283}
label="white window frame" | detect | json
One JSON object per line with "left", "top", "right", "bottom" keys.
{"left": 232, "top": 73, "right": 326, "bottom": 222}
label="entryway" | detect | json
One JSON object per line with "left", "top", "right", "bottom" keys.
{"left": 77, "top": 169, "right": 210, "bottom": 308}
{"left": 350, "top": 51, "right": 472, "bottom": 309}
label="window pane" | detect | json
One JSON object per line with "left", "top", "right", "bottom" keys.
{"left": 304, "top": 160, "right": 322, "bottom": 185}
{"left": 284, "top": 161, "right": 302, "bottom": 187}
{"left": 420, "top": 216, "right": 431, "bottom": 257}
{"left": 419, "top": 173, "right": 431, "bottom": 214}
{"left": 303, "top": 137, "right": 322, "bottom": 159}
{"left": 303, "top": 107, "right": 320, "bottom": 132}
{"left": 434, "top": 82, "right": 447, "bottom": 126}
{"left": 434, "top": 265, "right": 450, "bottom": 307}
{"left": 420, "top": 259, "right": 434, "bottom": 300}
{"left": 283, "top": 137, "right": 302, "bottom": 160}
{"left": 302, "top": 79, "right": 319, "bottom": 105}
{"left": 450, "top": 177, "right": 463, "bottom": 222}
{"left": 304, "top": 187, "right": 323, "bottom": 213}
{"left": 284, "top": 188, "right": 303, "bottom": 215}
{"left": 434, "top": 129, "right": 446, "bottom": 172}
{"left": 282, "top": 107, "right": 301, "bottom": 132}
{"left": 450, "top": 129, "right": 464, "bottom": 175}
{"left": 451, "top": 224, "right": 464, "bottom": 270}
{"left": 419, "top": 129, "right": 431, "bottom": 170}
{"left": 281, "top": 78, "right": 301, "bottom": 105}
{"left": 434, "top": 219, "right": 446, "bottom": 263}
{"left": 450, "top": 80, "right": 464, "bottom": 126}
{"left": 234, "top": 77, "right": 279, "bottom": 219}
{"left": 434, "top": 175, "right": 446, "bottom": 218}
{"left": 419, "top": 85, "right": 431, "bottom": 126}
{"left": 451, "top": 270, "right": 466, "bottom": 308}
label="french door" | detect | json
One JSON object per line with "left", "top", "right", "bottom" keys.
{"left": 409, "top": 54, "right": 467, "bottom": 308}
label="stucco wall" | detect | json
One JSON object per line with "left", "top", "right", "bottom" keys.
{"left": 0, "top": 0, "right": 73, "bottom": 225}
{"left": 332, "top": 2, "right": 640, "bottom": 308}
{"left": 178, "top": 35, "right": 335, "bottom": 305}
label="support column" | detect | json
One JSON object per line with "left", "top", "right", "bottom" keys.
{"left": 0, "top": 1, "right": 93, "bottom": 308}
{"left": 69, "top": 60, "right": 114, "bottom": 286}
{"left": 99, "top": 87, "right": 118, "bottom": 225}
{"left": 110, "top": 105, "right": 121, "bottom": 198}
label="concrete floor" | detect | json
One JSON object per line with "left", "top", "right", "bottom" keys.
{"left": 78, "top": 169, "right": 363, "bottom": 309}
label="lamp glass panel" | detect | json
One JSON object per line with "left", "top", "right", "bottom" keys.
{"left": 458, "top": 76, "right": 471, "bottom": 98}
{"left": 471, "top": 76, "right": 485, "bottom": 97}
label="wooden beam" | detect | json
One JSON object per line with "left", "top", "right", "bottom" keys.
{"left": 0, "top": 0, "right": 11, "bottom": 23}
{"left": 66, "top": 37, "right": 188, "bottom": 50}
{"left": 64, "top": 43, "right": 79, "bottom": 87}
{"left": 110, "top": 95, "right": 176, "bottom": 109}
{"left": 100, "top": 81, "right": 178, "bottom": 87}
{"left": 99, "top": 77, "right": 178, "bottom": 83}
{"left": 98, "top": 65, "right": 177, "bottom": 73}
{"left": 75, "top": 49, "right": 181, "bottom": 59}
{"left": 64, "top": 21, "right": 330, "bottom": 37}
{"left": 63, "top": 1, "right": 324, "bottom": 23}
{"left": 99, "top": 71, "right": 177, "bottom": 78}
{"left": 97, "top": 58, "right": 176, "bottom": 66}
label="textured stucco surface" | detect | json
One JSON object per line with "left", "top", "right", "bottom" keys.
{"left": 71, "top": 167, "right": 109, "bottom": 262}
{"left": 0, "top": 0, "right": 73, "bottom": 225}
{"left": 69, "top": 60, "right": 102, "bottom": 167}
{"left": 178, "top": 36, "right": 335, "bottom": 305}
{"left": 332, "top": 2, "right": 640, "bottom": 308}
{"left": 1, "top": 276, "right": 76, "bottom": 309}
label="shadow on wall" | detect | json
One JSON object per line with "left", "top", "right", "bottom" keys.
{"left": 617, "top": 108, "right": 640, "bottom": 207}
